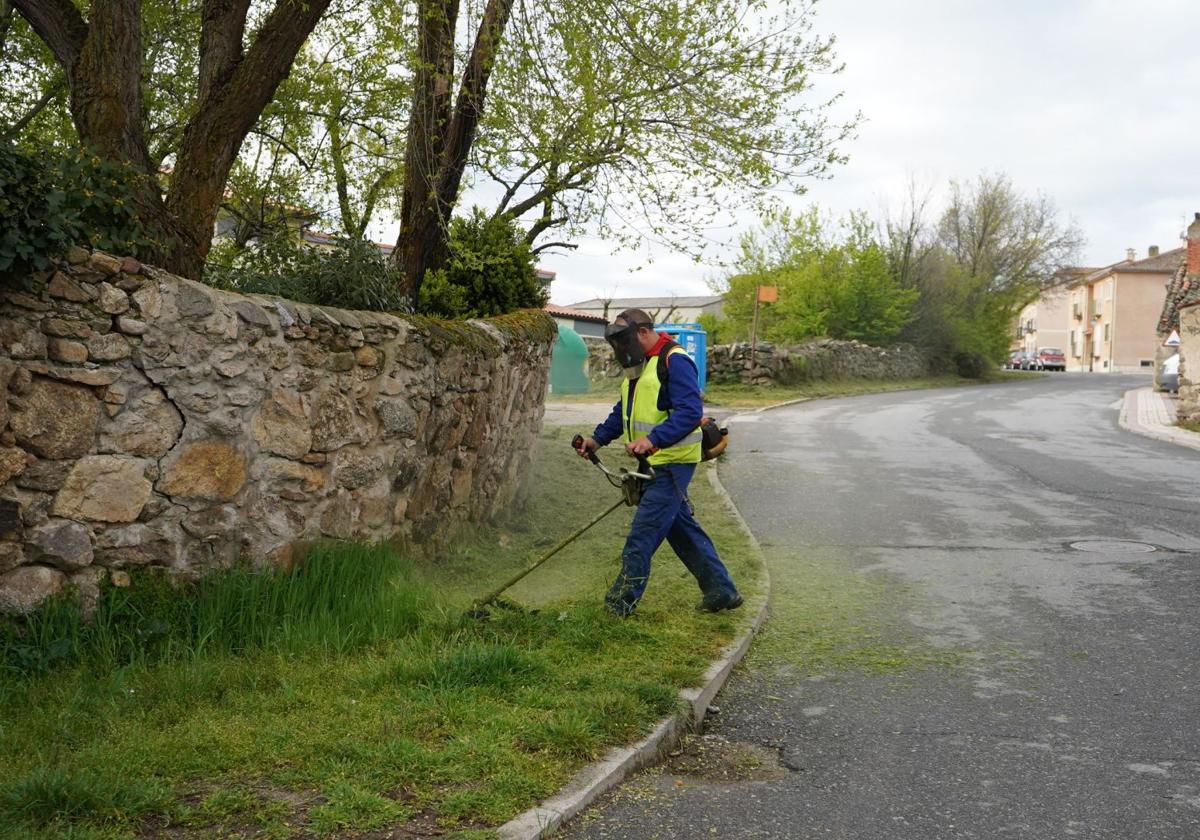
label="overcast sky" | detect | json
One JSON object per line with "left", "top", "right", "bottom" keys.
{"left": 536, "top": 0, "right": 1199, "bottom": 306}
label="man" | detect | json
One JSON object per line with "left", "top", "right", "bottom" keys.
{"left": 576, "top": 309, "right": 742, "bottom": 617}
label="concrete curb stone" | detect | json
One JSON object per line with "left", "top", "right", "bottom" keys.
{"left": 495, "top": 464, "right": 772, "bottom": 840}
{"left": 1118, "top": 387, "right": 1200, "bottom": 452}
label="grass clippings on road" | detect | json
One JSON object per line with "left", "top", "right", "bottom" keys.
{"left": 0, "top": 428, "right": 762, "bottom": 840}
{"left": 702, "top": 372, "right": 1043, "bottom": 409}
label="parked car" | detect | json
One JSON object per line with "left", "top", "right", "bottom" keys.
{"left": 1004, "top": 350, "right": 1024, "bottom": 370}
{"left": 1018, "top": 351, "right": 1043, "bottom": 371}
{"left": 1161, "top": 353, "right": 1180, "bottom": 393}
{"left": 1037, "top": 347, "right": 1066, "bottom": 371}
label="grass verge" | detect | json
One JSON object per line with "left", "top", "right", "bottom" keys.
{"left": 1176, "top": 419, "right": 1200, "bottom": 435}
{"left": 0, "top": 427, "right": 762, "bottom": 840}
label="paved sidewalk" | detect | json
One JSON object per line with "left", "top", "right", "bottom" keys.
{"left": 1118, "top": 386, "right": 1200, "bottom": 451}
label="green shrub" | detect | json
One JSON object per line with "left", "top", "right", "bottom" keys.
{"left": 418, "top": 208, "right": 547, "bottom": 318}
{"left": 0, "top": 145, "right": 160, "bottom": 281}
{"left": 204, "top": 233, "right": 408, "bottom": 312}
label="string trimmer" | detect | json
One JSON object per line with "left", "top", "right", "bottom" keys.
{"left": 468, "top": 436, "right": 654, "bottom": 617}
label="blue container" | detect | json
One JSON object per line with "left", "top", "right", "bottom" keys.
{"left": 655, "top": 323, "right": 707, "bottom": 390}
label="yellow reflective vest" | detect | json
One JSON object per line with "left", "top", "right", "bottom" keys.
{"left": 620, "top": 346, "right": 703, "bottom": 465}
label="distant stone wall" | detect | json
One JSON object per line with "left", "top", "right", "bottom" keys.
{"left": 0, "top": 249, "right": 555, "bottom": 614}
{"left": 582, "top": 336, "right": 934, "bottom": 388}
{"left": 709, "top": 340, "right": 934, "bottom": 385}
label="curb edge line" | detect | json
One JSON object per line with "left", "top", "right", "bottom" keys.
{"left": 496, "top": 465, "right": 771, "bottom": 840}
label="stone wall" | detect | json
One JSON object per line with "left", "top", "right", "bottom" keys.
{"left": 583, "top": 336, "right": 934, "bottom": 387}
{"left": 0, "top": 249, "right": 555, "bottom": 614}
{"left": 709, "top": 340, "right": 934, "bottom": 385}
{"left": 1177, "top": 303, "right": 1200, "bottom": 421}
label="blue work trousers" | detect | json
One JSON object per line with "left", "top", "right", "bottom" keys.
{"left": 607, "top": 462, "right": 738, "bottom": 612}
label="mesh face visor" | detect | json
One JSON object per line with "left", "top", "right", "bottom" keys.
{"left": 604, "top": 322, "right": 648, "bottom": 371}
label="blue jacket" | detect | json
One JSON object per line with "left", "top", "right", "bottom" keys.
{"left": 593, "top": 339, "right": 703, "bottom": 450}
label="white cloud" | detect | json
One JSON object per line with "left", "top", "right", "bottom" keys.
{"left": 535, "top": 0, "right": 1199, "bottom": 301}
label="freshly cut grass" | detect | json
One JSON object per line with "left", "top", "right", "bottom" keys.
{"left": 0, "top": 428, "right": 761, "bottom": 840}
{"left": 702, "top": 375, "right": 983, "bottom": 409}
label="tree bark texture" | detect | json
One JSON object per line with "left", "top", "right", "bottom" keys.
{"left": 394, "top": 0, "right": 515, "bottom": 302}
{"left": 13, "top": 0, "right": 330, "bottom": 280}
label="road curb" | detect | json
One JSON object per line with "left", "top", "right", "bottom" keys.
{"left": 1118, "top": 387, "right": 1200, "bottom": 452}
{"left": 496, "top": 465, "right": 771, "bottom": 840}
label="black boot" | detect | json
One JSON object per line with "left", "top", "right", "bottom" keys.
{"left": 696, "top": 589, "right": 743, "bottom": 613}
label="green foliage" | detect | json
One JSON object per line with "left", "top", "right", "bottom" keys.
{"left": 716, "top": 208, "right": 917, "bottom": 346}
{"left": 0, "top": 145, "right": 159, "bottom": 281}
{"left": 418, "top": 209, "right": 548, "bottom": 318}
{"left": 205, "top": 233, "right": 408, "bottom": 312}
{"left": 0, "top": 428, "right": 763, "bottom": 839}
{"left": 886, "top": 174, "right": 1082, "bottom": 374}
{"left": 0, "top": 543, "right": 433, "bottom": 676}
{"left": 483, "top": 0, "right": 856, "bottom": 257}
{"left": 0, "top": 767, "right": 173, "bottom": 830}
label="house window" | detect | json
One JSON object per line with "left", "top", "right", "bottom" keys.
{"left": 1106, "top": 280, "right": 1114, "bottom": 300}
{"left": 1140, "top": 360, "right": 1153, "bottom": 368}
{"left": 1104, "top": 323, "right": 1111, "bottom": 342}
{"left": 1070, "top": 330, "right": 1078, "bottom": 356}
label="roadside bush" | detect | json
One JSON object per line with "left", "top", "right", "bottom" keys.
{"left": 204, "top": 208, "right": 546, "bottom": 316}
{"left": 418, "top": 208, "right": 547, "bottom": 318}
{"left": 717, "top": 208, "right": 916, "bottom": 346}
{"left": 205, "top": 233, "right": 408, "bottom": 312}
{"left": 0, "top": 145, "right": 160, "bottom": 282}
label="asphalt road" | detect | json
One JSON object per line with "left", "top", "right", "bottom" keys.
{"left": 562, "top": 374, "right": 1200, "bottom": 839}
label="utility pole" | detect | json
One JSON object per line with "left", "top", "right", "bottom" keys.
{"left": 749, "top": 285, "right": 777, "bottom": 375}
{"left": 750, "top": 284, "right": 761, "bottom": 374}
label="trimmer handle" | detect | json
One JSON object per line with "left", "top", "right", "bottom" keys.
{"left": 571, "top": 433, "right": 600, "bottom": 465}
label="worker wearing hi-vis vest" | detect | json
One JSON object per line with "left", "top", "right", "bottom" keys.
{"left": 575, "top": 308, "right": 742, "bottom": 617}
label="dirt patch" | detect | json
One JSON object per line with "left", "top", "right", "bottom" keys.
{"left": 663, "top": 733, "right": 792, "bottom": 784}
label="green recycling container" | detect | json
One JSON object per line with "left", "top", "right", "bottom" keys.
{"left": 549, "top": 324, "right": 590, "bottom": 394}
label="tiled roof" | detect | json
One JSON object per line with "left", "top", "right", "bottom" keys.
{"left": 1074, "top": 247, "right": 1185, "bottom": 286}
{"left": 302, "top": 228, "right": 396, "bottom": 256}
{"left": 567, "top": 295, "right": 724, "bottom": 310}
{"left": 544, "top": 304, "right": 608, "bottom": 324}
{"left": 1160, "top": 260, "right": 1200, "bottom": 328}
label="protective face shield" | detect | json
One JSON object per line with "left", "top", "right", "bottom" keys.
{"left": 605, "top": 321, "right": 647, "bottom": 379}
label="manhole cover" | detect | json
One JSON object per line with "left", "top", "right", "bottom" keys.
{"left": 1069, "top": 540, "right": 1157, "bottom": 554}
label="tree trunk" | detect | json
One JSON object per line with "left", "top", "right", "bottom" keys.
{"left": 14, "top": 0, "right": 330, "bottom": 280}
{"left": 393, "top": 0, "right": 514, "bottom": 303}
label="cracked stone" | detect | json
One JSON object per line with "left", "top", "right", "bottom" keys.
{"left": 99, "top": 388, "right": 183, "bottom": 458}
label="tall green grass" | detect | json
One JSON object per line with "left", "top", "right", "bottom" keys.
{"left": 0, "top": 542, "right": 439, "bottom": 677}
